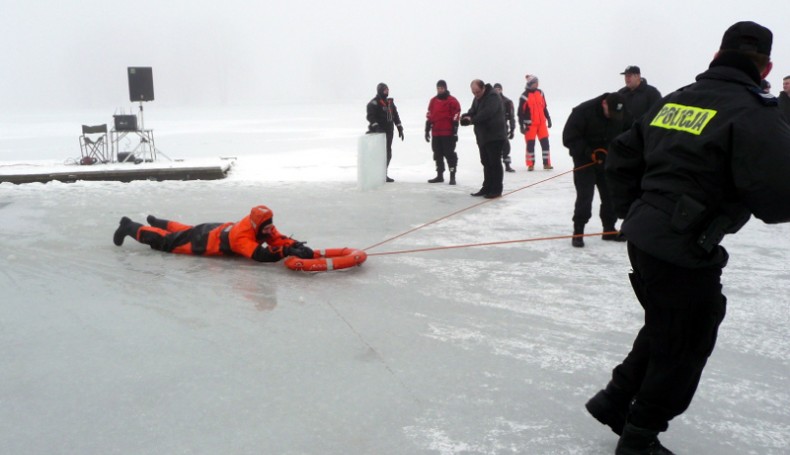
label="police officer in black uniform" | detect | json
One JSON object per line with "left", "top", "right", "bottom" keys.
{"left": 367, "top": 82, "right": 403, "bottom": 182}
{"left": 562, "top": 92, "right": 628, "bottom": 247}
{"left": 586, "top": 22, "right": 790, "bottom": 454}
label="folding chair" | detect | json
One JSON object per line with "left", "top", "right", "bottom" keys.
{"left": 79, "top": 124, "right": 109, "bottom": 164}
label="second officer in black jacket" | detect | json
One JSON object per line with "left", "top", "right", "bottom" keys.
{"left": 562, "top": 92, "right": 628, "bottom": 247}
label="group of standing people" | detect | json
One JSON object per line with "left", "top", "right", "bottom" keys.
{"left": 366, "top": 75, "right": 556, "bottom": 197}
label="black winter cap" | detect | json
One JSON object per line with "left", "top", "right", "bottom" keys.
{"left": 720, "top": 21, "right": 772, "bottom": 56}
{"left": 620, "top": 65, "right": 641, "bottom": 75}
{"left": 493, "top": 83, "right": 502, "bottom": 89}
{"left": 436, "top": 79, "right": 447, "bottom": 89}
{"left": 605, "top": 93, "right": 626, "bottom": 117}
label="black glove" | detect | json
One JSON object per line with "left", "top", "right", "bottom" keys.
{"left": 397, "top": 124, "right": 404, "bottom": 141}
{"left": 547, "top": 118, "right": 553, "bottom": 129}
{"left": 286, "top": 241, "right": 314, "bottom": 259}
{"left": 508, "top": 128, "right": 515, "bottom": 140}
{"left": 425, "top": 120, "right": 431, "bottom": 142}
{"left": 367, "top": 123, "right": 382, "bottom": 134}
{"left": 460, "top": 116, "right": 472, "bottom": 126}
{"left": 519, "top": 124, "right": 526, "bottom": 134}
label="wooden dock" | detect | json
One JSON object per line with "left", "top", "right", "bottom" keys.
{"left": 0, "top": 158, "right": 235, "bottom": 185}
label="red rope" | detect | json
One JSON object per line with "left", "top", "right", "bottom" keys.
{"left": 363, "top": 162, "right": 598, "bottom": 252}
{"left": 367, "top": 231, "right": 619, "bottom": 256}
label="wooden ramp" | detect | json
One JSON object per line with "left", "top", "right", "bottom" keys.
{"left": 0, "top": 159, "right": 235, "bottom": 185}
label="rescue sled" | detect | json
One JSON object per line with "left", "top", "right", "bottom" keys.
{"left": 284, "top": 247, "right": 367, "bottom": 272}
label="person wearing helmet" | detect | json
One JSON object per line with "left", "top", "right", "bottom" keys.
{"left": 112, "top": 205, "right": 314, "bottom": 262}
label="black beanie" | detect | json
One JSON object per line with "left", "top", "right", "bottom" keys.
{"left": 436, "top": 80, "right": 447, "bottom": 89}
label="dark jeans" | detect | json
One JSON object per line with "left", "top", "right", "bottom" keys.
{"left": 385, "top": 129, "right": 394, "bottom": 167}
{"left": 502, "top": 139, "right": 511, "bottom": 165}
{"left": 572, "top": 159, "right": 616, "bottom": 228}
{"left": 431, "top": 136, "right": 458, "bottom": 172}
{"left": 478, "top": 140, "right": 504, "bottom": 195}
{"left": 610, "top": 243, "right": 726, "bottom": 431}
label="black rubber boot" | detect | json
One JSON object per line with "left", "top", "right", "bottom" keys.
{"left": 449, "top": 170, "right": 456, "bottom": 185}
{"left": 505, "top": 163, "right": 515, "bottom": 172}
{"left": 585, "top": 388, "right": 629, "bottom": 436}
{"left": 113, "top": 217, "right": 142, "bottom": 246}
{"left": 572, "top": 223, "right": 585, "bottom": 248}
{"left": 146, "top": 215, "right": 169, "bottom": 229}
{"left": 615, "top": 423, "right": 675, "bottom": 455}
{"left": 428, "top": 172, "right": 444, "bottom": 183}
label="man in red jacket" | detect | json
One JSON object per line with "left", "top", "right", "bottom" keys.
{"left": 425, "top": 79, "right": 461, "bottom": 184}
{"left": 112, "top": 205, "right": 314, "bottom": 262}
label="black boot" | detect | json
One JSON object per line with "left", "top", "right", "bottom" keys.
{"left": 505, "top": 163, "right": 515, "bottom": 172}
{"left": 113, "top": 217, "right": 143, "bottom": 246}
{"left": 146, "top": 214, "right": 169, "bottom": 229}
{"left": 615, "top": 423, "right": 675, "bottom": 455}
{"left": 572, "top": 223, "right": 585, "bottom": 248}
{"left": 428, "top": 171, "right": 444, "bottom": 183}
{"left": 449, "top": 167, "right": 456, "bottom": 185}
{"left": 585, "top": 387, "right": 629, "bottom": 436}
{"left": 471, "top": 189, "right": 486, "bottom": 197}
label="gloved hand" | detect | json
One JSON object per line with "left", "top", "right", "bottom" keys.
{"left": 460, "top": 116, "right": 472, "bottom": 126}
{"left": 397, "top": 124, "right": 404, "bottom": 141}
{"left": 367, "top": 123, "right": 382, "bottom": 134}
{"left": 547, "top": 118, "right": 552, "bottom": 128}
{"left": 508, "top": 128, "right": 515, "bottom": 140}
{"left": 519, "top": 124, "right": 526, "bottom": 134}
{"left": 425, "top": 131, "right": 430, "bottom": 142}
{"left": 591, "top": 148, "right": 608, "bottom": 164}
{"left": 286, "top": 241, "right": 314, "bottom": 259}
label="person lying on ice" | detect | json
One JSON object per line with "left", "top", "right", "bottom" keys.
{"left": 112, "top": 205, "right": 314, "bottom": 262}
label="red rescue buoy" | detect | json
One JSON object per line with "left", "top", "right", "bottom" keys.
{"left": 284, "top": 247, "right": 367, "bottom": 272}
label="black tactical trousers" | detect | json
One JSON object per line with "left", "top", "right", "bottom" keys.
{"left": 572, "top": 160, "right": 617, "bottom": 228}
{"left": 610, "top": 243, "right": 726, "bottom": 432}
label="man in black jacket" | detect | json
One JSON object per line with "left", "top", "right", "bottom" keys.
{"left": 618, "top": 66, "right": 662, "bottom": 122}
{"left": 588, "top": 22, "right": 790, "bottom": 454}
{"left": 461, "top": 80, "right": 506, "bottom": 198}
{"left": 562, "top": 92, "right": 627, "bottom": 247}
{"left": 494, "top": 83, "right": 517, "bottom": 172}
{"left": 780, "top": 75, "right": 790, "bottom": 122}
{"left": 367, "top": 82, "right": 403, "bottom": 183}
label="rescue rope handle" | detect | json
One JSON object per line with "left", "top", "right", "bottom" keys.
{"left": 363, "top": 161, "right": 599, "bottom": 252}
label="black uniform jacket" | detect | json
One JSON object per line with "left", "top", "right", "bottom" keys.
{"left": 465, "top": 84, "right": 506, "bottom": 145}
{"left": 607, "top": 54, "right": 790, "bottom": 268}
{"left": 562, "top": 93, "right": 626, "bottom": 165}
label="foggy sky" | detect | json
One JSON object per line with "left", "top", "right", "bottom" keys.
{"left": 2, "top": 0, "right": 789, "bottom": 111}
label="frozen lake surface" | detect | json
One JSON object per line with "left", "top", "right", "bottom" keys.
{"left": 1, "top": 103, "right": 789, "bottom": 454}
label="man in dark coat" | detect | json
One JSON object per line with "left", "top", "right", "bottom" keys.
{"left": 779, "top": 75, "right": 790, "bottom": 123}
{"left": 367, "top": 82, "right": 403, "bottom": 182}
{"left": 588, "top": 22, "right": 790, "bottom": 454}
{"left": 562, "top": 92, "right": 628, "bottom": 247}
{"left": 494, "top": 83, "right": 517, "bottom": 172}
{"left": 618, "top": 66, "right": 662, "bottom": 123}
{"left": 461, "top": 79, "right": 507, "bottom": 199}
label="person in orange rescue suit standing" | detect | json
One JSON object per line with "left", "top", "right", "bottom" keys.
{"left": 518, "top": 74, "right": 553, "bottom": 171}
{"left": 590, "top": 21, "right": 790, "bottom": 454}
{"left": 562, "top": 92, "right": 628, "bottom": 248}
{"left": 425, "top": 79, "right": 462, "bottom": 185}
{"left": 112, "top": 205, "right": 315, "bottom": 261}
{"left": 367, "top": 82, "right": 403, "bottom": 183}
{"left": 494, "top": 83, "right": 517, "bottom": 172}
